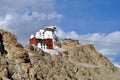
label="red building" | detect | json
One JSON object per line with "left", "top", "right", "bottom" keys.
{"left": 30, "top": 38, "right": 54, "bottom": 49}
{"left": 29, "top": 37, "right": 39, "bottom": 45}
{"left": 29, "top": 26, "right": 58, "bottom": 50}
{"left": 44, "top": 39, "right": 53, "bottom": 49}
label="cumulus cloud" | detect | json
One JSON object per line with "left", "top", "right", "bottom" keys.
{"left": 56, "top": 27, "right": 120, "bottom": 67}
{"left": 114, "top": 62, "right": 120, "bottom": 68}
{"left": 0, "top": 0, "right": 62, "bottom": 45}
{"left": 0, "top": 14, "right": 12, "bottom": 30}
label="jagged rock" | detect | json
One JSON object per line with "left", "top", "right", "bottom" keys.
{"left": 15, "top": 58, "right": 25, "bottom": 64}
{"left": 0, "top": 29, "right": 120, "bottom": 80}
{"left": 0, "top": 57, "right": 8, "bottom": 65}
{"left": 0, "top": 33, "right": 5, "bottom": 55}
{"left": 21, "top": 63, "right": 30, "bottom": 73}
{"left": 62, "top": 40, "right": 116, "bottom": 68}
{"left": 0, "top": 68, "right": 8, "bottom": 79}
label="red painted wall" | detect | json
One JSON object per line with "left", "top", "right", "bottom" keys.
{"left": 30, "top": 38, "right": 54, "bottom": 50}
{"left": 45, "top": 39, "right": 53, "bottom": 49}
{"left": 29, "top": 37, "right": 39, "bottom": 45}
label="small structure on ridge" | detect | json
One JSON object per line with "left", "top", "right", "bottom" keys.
{"left": 29, "top": 26, "right": 63, "bottom": 54}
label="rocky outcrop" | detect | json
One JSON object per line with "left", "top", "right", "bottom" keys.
{"left": 61, "top": 39, "right": 116, "bottom": 68}
{"left": 0, "top": 33, "right": 5, "bottom": 55}
{"left": 0, "top": 29, "right": 120, "bottom": 80}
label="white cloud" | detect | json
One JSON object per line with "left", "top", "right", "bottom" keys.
{"left": 57, "top": 27, "right": 120, "bottom": 67}
{"left": 24, "top": 12, "right": 62, "bottom": 21}
{"left": 0, "top": 0, "right": 62, "bottom": 45}
{"left": 56, "top": 27, "right": 79, "bottom": 39}
{"left": 114, "top": 62, "right": 120, "bottom": 68}
{"left": 99, "top": 48, "right": 117, "bottom": 57}
{"left": 0, "top": 14, "right": 12, "bottom": 30}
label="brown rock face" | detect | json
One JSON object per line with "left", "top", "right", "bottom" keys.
{"left": 0, "top": 29, "right": 120, "bottom": 80}
{"left": 61, "top": 39, "right": 115, "bottom": 68}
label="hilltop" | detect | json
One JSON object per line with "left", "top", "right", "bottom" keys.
{"left": 0, "top": 29, "right": 120, "bottom": 80}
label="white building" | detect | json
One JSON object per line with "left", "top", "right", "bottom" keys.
{"left": 29, "top": 26, "right": 63, "bottom": 54}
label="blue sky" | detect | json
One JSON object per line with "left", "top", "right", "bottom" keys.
{"left": 0, "top": 0, "right": 120, "bottom": 67}
{"left": 55, "top": 0, "right": 120, "bottom": 34}
{"left": 56, "top": 0, "right": 120, "bottom": 67}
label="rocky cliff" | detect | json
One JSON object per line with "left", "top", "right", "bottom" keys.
{"left": 0, "top": 29, "right": 120, "bottom": 80}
